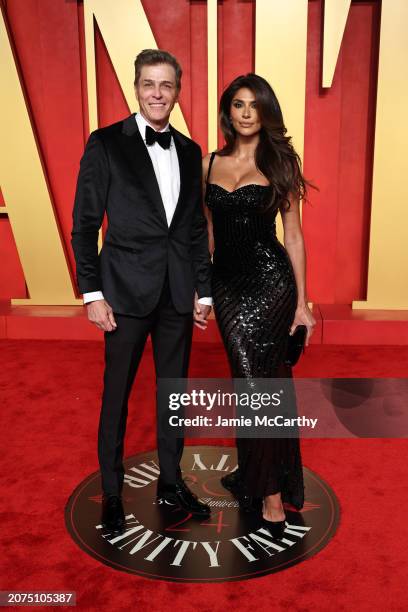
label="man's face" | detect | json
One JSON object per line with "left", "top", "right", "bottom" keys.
{"left": 135, "top": 63, "right": 179, "bottom": 129}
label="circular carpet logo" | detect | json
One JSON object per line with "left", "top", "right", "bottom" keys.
{"left": 65, "top": 445, "right": 339, "bottom": 582}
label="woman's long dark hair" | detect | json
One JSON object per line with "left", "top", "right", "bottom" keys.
{"left": 218, "top": 73, "right": 317, "bottom": 212}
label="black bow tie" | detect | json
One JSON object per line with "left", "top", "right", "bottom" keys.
{"left": 145, "top": 125, "right": 172, "bottom": 149}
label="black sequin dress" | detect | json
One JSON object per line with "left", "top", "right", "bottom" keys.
{"left": 205, "top": 152, "right": 304, "bottom": 510}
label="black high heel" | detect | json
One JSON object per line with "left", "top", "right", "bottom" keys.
{"left": 261, "top": 516, "right": 286, "bottom": 539}
{"left": 221, "top": 470, "right": 261, "bottom": 512}
{"left": 220, "top": 469, "right": 242, "bottom": 493}
{"left": 237, "top": 492, "right": 262, "bottom": 513}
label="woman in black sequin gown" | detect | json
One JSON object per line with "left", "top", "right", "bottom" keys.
{"left": 203, "top": 74, "right": 316, "bottom": 529}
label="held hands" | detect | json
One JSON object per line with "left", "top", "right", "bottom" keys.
{"left": 86, "top": 299, "right": 117, "bottom": 332}
{"left": 289, "top": 303, "right": 316, "bottom": 346}
{"left": 193, "top": 294, "right": 212, "bottom": 330}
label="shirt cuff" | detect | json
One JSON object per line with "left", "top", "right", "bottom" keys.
{"left": 83, "top": 291, "right": 104, "bottom": 304}
{"left": 197, "top": 297, "right": 213, "bottom": 306}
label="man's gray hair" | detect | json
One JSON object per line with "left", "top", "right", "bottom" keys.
{"left": 134, "top": 49, "right": 182, "bottom": 90}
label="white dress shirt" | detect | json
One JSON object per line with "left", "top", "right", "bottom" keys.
{"left": 83, "top": 113, "right": 212, "bottom": 306}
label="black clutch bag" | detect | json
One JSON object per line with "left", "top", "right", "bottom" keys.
{"left": 284, "top": 325, "right": 307, "bottom": 367}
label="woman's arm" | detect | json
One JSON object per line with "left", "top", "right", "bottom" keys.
{"left": 280, "top": 194, "right": 316, "bottom": 344}
{"left": 202, "top": 153, "right": 214, "bottom": 256}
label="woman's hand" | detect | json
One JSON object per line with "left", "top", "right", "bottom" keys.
{"left": 289, "top": 303, "right": 316, "bottom": 346}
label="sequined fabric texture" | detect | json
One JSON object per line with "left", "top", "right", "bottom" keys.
{"left": 205, "top": 169, "right": 305, "bottom": 509}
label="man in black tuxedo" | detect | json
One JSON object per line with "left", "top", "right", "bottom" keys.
{"left": 72, "top": 49, "right": 212, "bottom": 534}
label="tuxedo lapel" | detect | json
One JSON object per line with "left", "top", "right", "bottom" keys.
{"left": 169, "top": 124, "right": 193, "bottom": 231}
{"left": 121, "top": 114, "right": 167, "bottom": 227}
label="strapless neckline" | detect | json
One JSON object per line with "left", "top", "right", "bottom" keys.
{"left": 207, "top": 182, "right": 270, "bottom": 195}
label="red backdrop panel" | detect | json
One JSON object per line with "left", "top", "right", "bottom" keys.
{"left": 0, "top": 0, "right": 380, "bottom": 306}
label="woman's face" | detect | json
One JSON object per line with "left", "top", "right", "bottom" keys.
{"left": 229, "top": 87, "right": 261, "bottom": 137}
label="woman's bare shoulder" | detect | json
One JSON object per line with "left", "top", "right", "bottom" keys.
{"left": 202, "top": 152, "right": 212, "bottom": 166}
{"left": 202, "top": 152, "right": 214, "bottom": 178}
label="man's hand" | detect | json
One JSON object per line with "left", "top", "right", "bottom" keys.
{"left": 86, "top": 299, "right": 117, "bottom": 332}
{"left": 193, "top": 295, "right": 211, "bottom": 330}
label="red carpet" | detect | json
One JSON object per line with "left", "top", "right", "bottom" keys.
{"left": 1, "top": 339, "right": 407, "bottom": 610}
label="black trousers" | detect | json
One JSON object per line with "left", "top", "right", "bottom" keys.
{"left": 98, "top": 275, "right": 193, "bottom": 496}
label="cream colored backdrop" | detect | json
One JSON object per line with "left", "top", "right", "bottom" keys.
{"left": 1, "top": 0, "right": 407, "bottom": 308}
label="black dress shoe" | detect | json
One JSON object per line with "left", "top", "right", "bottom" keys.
{"left": 261, "top": 516, "right": 287, "bottom": 539}
{"left": 101, "top": 495, "right": 125, "bottom": 534}
{"left": 157, "top": 479, "right": 210, "bottom": 517}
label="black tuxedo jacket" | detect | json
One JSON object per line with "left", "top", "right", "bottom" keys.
{"left": 71, "top": 114, "right": 211, "bottom": 316}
